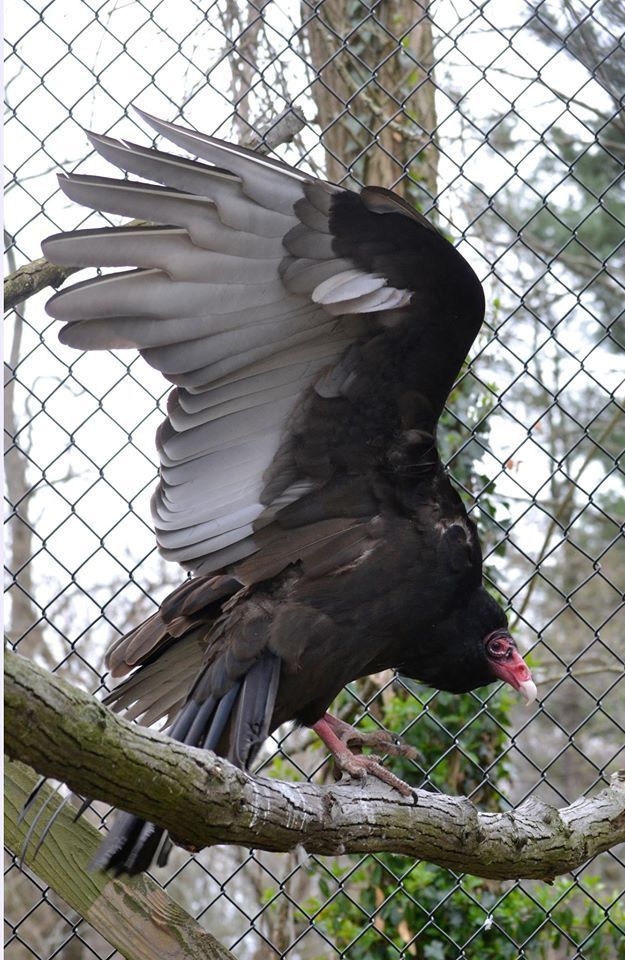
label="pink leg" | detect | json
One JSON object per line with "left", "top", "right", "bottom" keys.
{"left": 312, "top": 713, "right": 416, "bottom": 797}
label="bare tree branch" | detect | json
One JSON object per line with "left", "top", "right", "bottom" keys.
{"left": 4, "top": 257, "right": 81, "bottom": 313}
{"left": 6, "top": 649, "right": 624, "bottom": 883}
{"left": 3, "top": 107, "right": 306, "bottom": 313}
{"left": 241, "top": 104, "right": 306, "bottom": 153}
{"left": 4, "top": 232, "right": 53, "bottom": 662}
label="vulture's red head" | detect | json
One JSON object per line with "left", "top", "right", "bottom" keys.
{"left": 402, "top": 588, "right": 537, "bottom": 703}
{"left": 482, "top": 629, "right": 537, "bottom": 703}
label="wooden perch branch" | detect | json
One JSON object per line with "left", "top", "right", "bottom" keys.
{"left": 3, "top": 106, "right": 306, "bottom": 312}
{"left": 6, "top": 650, "right": 625, "bottom": 882}
{"left": 5, "top": 759, "right": 236, "bottom": 960}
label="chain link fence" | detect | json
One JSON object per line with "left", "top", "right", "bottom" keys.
{"left": 5, "top": 0, "right": 624, "bottom": 957}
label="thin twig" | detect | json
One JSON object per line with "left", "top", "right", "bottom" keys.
{"left": 510, "top": 405, "right": 623, "bottom": 630}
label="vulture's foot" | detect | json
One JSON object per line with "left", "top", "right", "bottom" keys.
{"left": 313, "top": 713, "right": 416, "bottom": 797}
{"left": 321, "top": 713, "right": 419, "bottom": 760}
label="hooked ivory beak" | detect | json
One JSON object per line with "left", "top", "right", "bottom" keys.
{"left": 491, "top": 649, "right": 537, "bottom": 705}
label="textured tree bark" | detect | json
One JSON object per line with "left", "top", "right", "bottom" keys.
{"left": 6, "top": 649, "right": 625, "bottom": 882}
{"left": 303, "top": 0, "right": 438, "bottom": 196}
{"left": 5, "top": 759, "right": 236, "bottom": 960}
{"left": 4, "top": 257, "right": 82, "bottom": 313}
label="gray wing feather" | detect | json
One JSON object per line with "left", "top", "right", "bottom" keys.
{"left": 104, "top": 629, "right": 207, "bottom": 727}
{"left": 44, "top": 226, "right": 281, "bottom": 281}
{"left": 280, "top": 256, "right": 354, "bottom": 294}
{"left": 49, "top": 270, "right": 291, "bottom": 323}
{"left": 135, "top": 108, "right": 305, "bottom": 215}
{"left": 45, "top": 112, "right": 414, "bottom": 574}
{"left": 55, "top": 171, "right": 294, "bottom": 238}
{"left": 148, "top": 320, "right": 350, "bottom": 391}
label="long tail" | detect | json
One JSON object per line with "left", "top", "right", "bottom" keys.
{"left": 91, "top": 652, "right": 280, "bottom": 875}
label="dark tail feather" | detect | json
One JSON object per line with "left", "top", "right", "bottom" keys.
{"left": 89, "top": 811, "right": 153, "bottom": 875}
{"left": 231, "top": 653, "right": 281, "bottom": 767}
{"left": 91, "top": 651, "right": 280, "bottom": 876}
{"left": 201, "top": 684, "right": 240, "bottom": 749}
{"left": 90, "top": 682, "right": 241, "bottom": 876}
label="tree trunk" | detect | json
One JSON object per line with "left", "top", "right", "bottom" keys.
{"left": 4, "top": 236, "right": 49, "bottom": 661}
{"left": 302, "top": 0, "right": 438, "bottom": 198}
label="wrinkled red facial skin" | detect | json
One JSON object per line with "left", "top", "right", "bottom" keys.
{"left": 485, "top": 631, "right": 535, "bottom": 696}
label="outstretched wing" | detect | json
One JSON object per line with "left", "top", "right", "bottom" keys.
{"left": 44, "top": 109, "right": 484, "bottom": 580}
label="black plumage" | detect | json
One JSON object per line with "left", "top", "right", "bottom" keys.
{"left": 42, "top": 109, "right": 536, "bottom": 875}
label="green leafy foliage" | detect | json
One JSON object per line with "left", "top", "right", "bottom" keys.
{"left": 267, "top": 680, "right": 625, "bottom": 956}
{"left": 299, "top": 864, "right": 625, "bottom": 959}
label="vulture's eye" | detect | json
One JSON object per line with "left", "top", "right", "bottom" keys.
{"left": 486, "top": 634, "right": 512, "bottom": 659}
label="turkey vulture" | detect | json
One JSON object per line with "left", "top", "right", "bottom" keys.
{"left": 42, "top": 109, "right": 536, "bottom": 875}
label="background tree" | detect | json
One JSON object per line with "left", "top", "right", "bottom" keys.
{"left": 458, "top": 0, "right": 624, "bottom": 818}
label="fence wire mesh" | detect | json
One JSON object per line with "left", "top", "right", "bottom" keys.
{"left": 4, "top": 0, "right": 625, "bottom": 957}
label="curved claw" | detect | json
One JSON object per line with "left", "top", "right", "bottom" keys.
{"left": 19, "top": 786, "right": 61, "bottom": 869}
{"left": 30, "top": 795, "right": 74, "bottom": 862}
{"left": 320, "top": 713, "right": 421, "bottom": 760}
{"left": 17, "top": 783, "right": 91, "bottom": 869}
{"left": 337, "top": 752, "right": 414, "bottom": 797}
{"left": 17, "top": 776, "right": 48, "bottom": 826}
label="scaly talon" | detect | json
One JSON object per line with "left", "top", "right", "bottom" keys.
{"left": 321, "top": 714, "right": 420, "bottom": 760}
{"left": 337, "top": 753, "right": 414, "bottom": 797}
{"left": 313, "top": 713, "right": 416, "bottom": 797}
